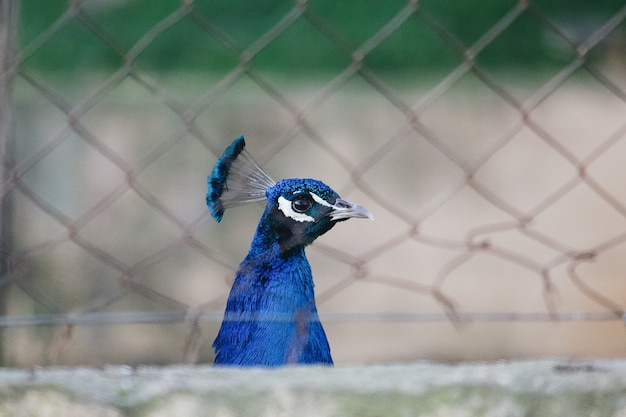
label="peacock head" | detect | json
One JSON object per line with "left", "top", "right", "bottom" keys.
{"left": 207, "top": 136, "right": 372, "bottom": 249}
{"left": 263, "top": 178, "right": 372, "bottom": 248}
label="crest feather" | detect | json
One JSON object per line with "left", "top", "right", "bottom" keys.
{"left": 206, "top": 136, "right": 275, "bottom": 222}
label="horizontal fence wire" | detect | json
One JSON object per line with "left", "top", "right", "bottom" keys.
{"left": 1, "top": 0, "right": 626, "bottom": 365}
{"left": 0, "top": 310, "right": 624, "bottom": 329}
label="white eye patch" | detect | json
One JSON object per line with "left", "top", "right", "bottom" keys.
{"left": 309, "top": 192, "right": 333, "bottom": 207}
{"left": 277, "top": 192, "right": 337, "bottom": 222}
{"left": 277, "top": 196, "right": 315, "bottom": 222}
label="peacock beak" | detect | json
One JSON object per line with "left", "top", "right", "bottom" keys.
{"left": 329, "top": 198, "right": 374, "bottom": 221}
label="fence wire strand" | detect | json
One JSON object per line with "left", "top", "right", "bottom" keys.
{"left": 1, "top": 0, "right": 626, "bottom": 365}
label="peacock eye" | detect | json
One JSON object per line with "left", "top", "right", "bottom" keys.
{"left": 291, "top": 196, "right": 312, "bottom": 213}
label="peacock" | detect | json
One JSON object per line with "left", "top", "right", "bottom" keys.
{"left": 206, "top": 136, "right": 373, "bottom": 366}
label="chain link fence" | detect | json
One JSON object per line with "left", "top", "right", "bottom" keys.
{"left": 1, "top": 0, "right": 626, "bottom": 366}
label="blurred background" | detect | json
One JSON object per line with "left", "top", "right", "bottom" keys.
{"left": 1, "top": 0, "right": 625, "bottom": 367}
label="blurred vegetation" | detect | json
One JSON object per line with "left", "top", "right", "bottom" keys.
{"left": 16, "top": 0, "right": 626, "bottom": 75}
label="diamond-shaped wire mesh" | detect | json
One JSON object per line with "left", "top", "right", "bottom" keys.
{"left": 1, "top": 0, "right": 626, "bottom": 366}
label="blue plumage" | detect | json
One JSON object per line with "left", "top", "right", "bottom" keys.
{"left": 207, "top": 136, "right": 372, "bottom": 366}
{"left": 206, "top": 137, "right": 245, "bottom": 221}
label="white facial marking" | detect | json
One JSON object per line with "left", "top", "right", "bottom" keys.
{"left": 309, "top": 192, "right": 333, "bottom": 207}
{"left": 278, "top": 196, "right": 315, "bottom": 222}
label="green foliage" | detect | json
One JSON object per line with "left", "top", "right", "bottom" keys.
{"left": 17, "top": 0, "right": 626, "bottom": 75}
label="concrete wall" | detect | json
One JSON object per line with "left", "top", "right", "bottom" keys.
{"left": 1, "top": 359, "right": 626, "bottom": 416}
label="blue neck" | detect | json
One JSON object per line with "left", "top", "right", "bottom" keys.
{"left": 212, "top": 213, "right": 333, "bottom": 366}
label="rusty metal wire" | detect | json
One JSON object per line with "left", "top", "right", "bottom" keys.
{"left": 1, "top": 0, "right": 626, "bottom": 365}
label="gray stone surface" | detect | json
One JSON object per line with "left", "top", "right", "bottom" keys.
{"left": 1, "top": 360, "right": 626, "bottom": 416}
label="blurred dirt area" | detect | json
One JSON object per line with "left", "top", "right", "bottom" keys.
{"left": 8, "top": 72, "right": 626, "bottom": 366}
